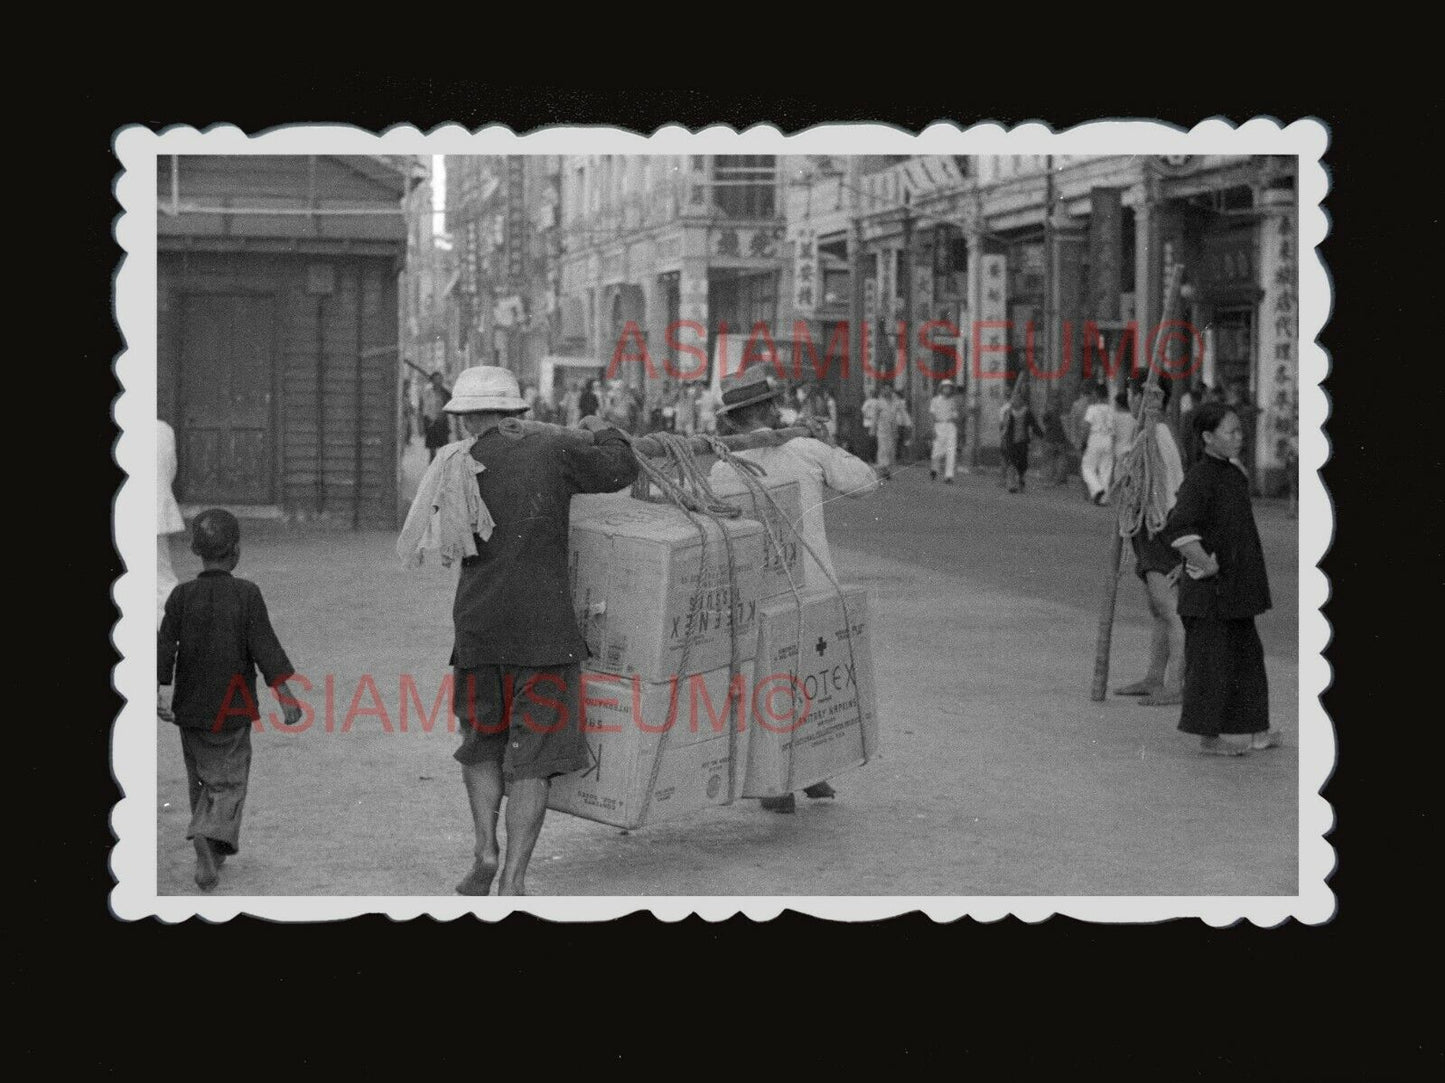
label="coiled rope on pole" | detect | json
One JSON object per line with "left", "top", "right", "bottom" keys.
{"left": 1112, "top": 384, "right": 1171, "bottom": 541}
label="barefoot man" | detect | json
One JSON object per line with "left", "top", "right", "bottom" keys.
{"left": 404, "top": 366, "right": 637, "bottom": 896}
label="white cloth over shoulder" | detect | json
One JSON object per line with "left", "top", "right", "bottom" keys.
{"left": 157, "top": 419, "right": 185, "bottom": 535}
{"left": 397, "top": 438, "right": 494, "bottom": 568}
{"left": 709, "top": 433, "right": 879, "bottom": 588}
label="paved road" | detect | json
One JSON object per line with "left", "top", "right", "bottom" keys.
{"left": 823, "top": 456, "right": 1299, "bottom": 663}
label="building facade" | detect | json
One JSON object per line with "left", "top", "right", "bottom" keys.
{"left": 440, "top": 155, "right": 562, "bottom": 390}
{"left": 157, "top": 154, "right": 410, "bottom": 527}
{"left": 399, "top": 157, "right": 456, "bottom": 385}
{"left": 556, "top": 154, "right": 788, "bottom": 407}
{"left": 783, "top": 153, "right": 1300, "bottom": 491}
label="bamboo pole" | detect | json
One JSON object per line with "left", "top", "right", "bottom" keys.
{"left": 1089, "top": 261, "right": 1184, "bottom": 701}
{"left": 499, "top": 418, "right": 823, "bottom": 458}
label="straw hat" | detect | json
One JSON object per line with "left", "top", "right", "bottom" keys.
{"left": 443, "top": 366, "right": 529, "bottom": 414}
{"left": 715, "top": 366, "right": 783, "bottom": 417}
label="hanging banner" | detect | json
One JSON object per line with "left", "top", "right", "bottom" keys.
{"left": 792, "top": 227, "right": 818, "bottom": 318}
{"left": 1256, "top": 200, "right": 1298, "bottom": 481}
{"left": 977, "top": 253, "right": 1009, "bottom": 444}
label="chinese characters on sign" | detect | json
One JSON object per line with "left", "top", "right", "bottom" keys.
{"left": 1257, "top": 206, "right": 1299, "bottom": 473}
{"left": 978, "top": 254, "right": 1009, "bottom": 405}
{"left": 792, "top": 227, "right": 817, "bottom": 317}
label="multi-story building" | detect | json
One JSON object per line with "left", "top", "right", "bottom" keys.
{"left": 400, "top": 157, "right": 455, "bottom": 384}
{"left": 442, "top": 155, "right": 562, "bottom": 390}
{"left": 556, "top": 154, "right": 788, "bottom": 406}
{"left": 785, "top": 153, "right": 1300, "bottom": 492}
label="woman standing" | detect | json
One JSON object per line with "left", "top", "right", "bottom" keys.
{"left": 1161, "top": 402, "right": 1282, "bottom": 755}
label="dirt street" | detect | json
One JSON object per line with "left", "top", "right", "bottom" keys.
{"left": 155, "top": 452, "right": 1298, "bottom": 897}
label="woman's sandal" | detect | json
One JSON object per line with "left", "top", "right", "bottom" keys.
{"left": 1250, "top": 729, "right": 1284, "bottom": 751}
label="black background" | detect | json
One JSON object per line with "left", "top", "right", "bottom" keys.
{"left": 49, "top": 82, "right": 1429, "bottom": 1075}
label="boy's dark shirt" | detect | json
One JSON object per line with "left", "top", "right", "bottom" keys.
{"left": 158, "top": 570, "right": 295, "bottom": 730}
{"left": 451, "top": 426, "right": 638, "bottom": 669}
{"left": 1162, "top": 455, "right": 1273, "bottom": 619}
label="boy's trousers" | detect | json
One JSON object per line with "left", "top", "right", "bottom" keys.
{"left": 180, "top": 726, "right": 253, "bottom": 855}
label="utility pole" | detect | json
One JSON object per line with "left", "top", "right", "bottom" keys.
{"left": 1041, "top": 155, "right": 1055, "bottom": 411}
{"left": 844, "top": 157, "right": 865, "bottom": 455}
{"left": 900, "top": 191, "right": 916, "bottom": 458}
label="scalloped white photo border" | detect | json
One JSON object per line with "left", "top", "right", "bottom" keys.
{"left": 111, "top": 118, "right": 1332, "bottom": 924}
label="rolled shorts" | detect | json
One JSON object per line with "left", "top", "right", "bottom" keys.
{"left": 1132, "top": 530, "right": 1181, "bottom": 582}
{"left": 452, "top": 662, "right": 589, "bottom": 781}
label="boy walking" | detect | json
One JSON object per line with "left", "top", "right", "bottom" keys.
{"left": 158, "top": 509, "right": 302, "bottom": 890}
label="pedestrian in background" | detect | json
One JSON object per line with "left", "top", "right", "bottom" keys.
{"left": 868, "top": 384, "right": 910, "bottom": 480}
{"left": 1111, "top": 389, "right": 1138, "bottom": 481}
{"left": 562, "top": 380, "right": 582, "bottom": 427}
{"left": 422, "top": 371, "right": 452, "bottom": 463}
{"left": 1080, "top": 384, "right": 1115, "bottom": 504}
{"left": 860, "top": 386, "right": 880, "bottom": 464}
{"left": 579, "top": 378, "right": 601, "bottom": 421}
{"left": 675, "top": 384, "right": 698, "bottom": 435}
{"left": 697, "top": 384, "right": 720, "bottom": 434}
{"left": 401, "top": 374, "right": 416, "bottom": 445}
{"left": 928, "top": 381, "right": 960, "bottom": 483}
{"left": 1040, "top": 401, "right": 1071, "bottom": 486}
{"left": 158, "top": 510, "right": 303, "bottom": 890}
{"left": 1000, "top": 384, "right": 1043, "bottom": 493}
{"left": 1162, "top": 402, "right": 1281, "bottom": 756}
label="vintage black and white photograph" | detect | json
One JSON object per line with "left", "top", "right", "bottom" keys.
{"left": 111, "top": 121, "right": 1330, "bottom": 921}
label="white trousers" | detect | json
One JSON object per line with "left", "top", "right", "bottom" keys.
{"left": 1081, "top": 441, "right": 1114, "bottom": 499}
{"left": 931, "top": 422, "right": 958, "bottom": 479}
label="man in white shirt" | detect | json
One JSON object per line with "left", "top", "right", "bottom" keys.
{"left": 1080, "top": 384, "right": 1116, "bottom": 504}
{"left": 709, "top": 366, "right": 879, "bottom": 812}
{"left": 928, "top": 382, "right": 961, "bottom": 483}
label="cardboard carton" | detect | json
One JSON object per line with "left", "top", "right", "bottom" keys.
{"left": 743, "top": 585, "right": 879, "bottom": 798}
{"left": 706, "top": 474, "right": 805, "bottom": 601}
{"left": 548, "top": 665, "right": 753, "bottom": 829}
{"left": 570, "top": 494, "right": 763, "bottom": 683}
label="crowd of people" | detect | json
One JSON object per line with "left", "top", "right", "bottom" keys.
{"left": 403, "top": 366, "right": 1268, "bottom": 507}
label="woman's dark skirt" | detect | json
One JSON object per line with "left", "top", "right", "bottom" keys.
{"left": 1178, "top": 616, "right": 1269, "bottom": 736}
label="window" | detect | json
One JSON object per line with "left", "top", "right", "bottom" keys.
{"left": 711, "top": 155, "right": 777, "bottom": 219}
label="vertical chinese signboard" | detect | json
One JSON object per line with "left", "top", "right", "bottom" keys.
{"left": 1256, "top": 199, "right": 1298, "bottom": 491}
{"left": 792, "top": 227, "right": 817, "bottom": 319}
{"left": 506, "top": 157, "right": 526, "bottom": 284}
{"left": 977, "top": 253, "right": 1009, "bottom": 447}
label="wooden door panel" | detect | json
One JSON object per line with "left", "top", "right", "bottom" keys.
{"left": 179, "top": 294, "right": 275, "bottom": 504}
